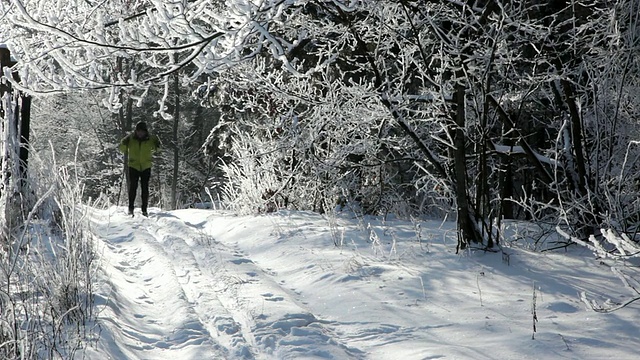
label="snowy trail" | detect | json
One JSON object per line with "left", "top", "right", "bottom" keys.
{"left": 86, "top": 208, "right": 357, "bottom": 359}
{"left": 150, "top": 212, "right": 359, "bottom": 359}
{"left": 83, "top": 207, "right": 640, "bottom": 360}
{"left": 88, "top": 211, "right": 229, "bottom": 359}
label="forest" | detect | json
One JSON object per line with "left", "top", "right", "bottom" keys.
{"left": 0, "top": 0, "right": 639, "bottom": 357}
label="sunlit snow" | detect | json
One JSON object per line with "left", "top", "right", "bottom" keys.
{"left": 81, "top": 206, "right": 639, "bottom": 359}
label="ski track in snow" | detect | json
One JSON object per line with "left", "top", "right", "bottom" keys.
{"left": 87, "top": 208, "right": 357, "bottom": 359}
{"left": 88, "top": 211, "right": 228, "bottom": 359}
{"left": 83, "top": 207, "right": 640, "bottom": 360}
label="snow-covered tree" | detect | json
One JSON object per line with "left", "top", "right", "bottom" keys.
{"left": 3, "top": 0, "right": 640, "bottom": 253}
{"left": 195, "top": 0, "right": 640, "bottom": 251}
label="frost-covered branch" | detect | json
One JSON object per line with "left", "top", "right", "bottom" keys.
{"left": 2, "top": 0, "right": 302, "bottom": 93}
{"left": 558, "top": 227, "right": 640, "bottom": 312}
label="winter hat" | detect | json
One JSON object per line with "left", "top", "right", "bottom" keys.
{"left": 135, "top": 122, "right": 148, "bottom": 131}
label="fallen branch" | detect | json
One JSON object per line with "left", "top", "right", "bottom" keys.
{"left": 558, "top": 227, "right": 640, "bottom": 313}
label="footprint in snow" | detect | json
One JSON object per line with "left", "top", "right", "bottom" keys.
{"left": 261, "top": 293, "right": 285, "bottom": 302}
{"left": 231, "top": 258, "right": 253, "bottom": 265}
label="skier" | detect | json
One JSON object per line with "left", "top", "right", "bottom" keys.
{"left": 118, "top": 122, "right": 160, "bottom": 216}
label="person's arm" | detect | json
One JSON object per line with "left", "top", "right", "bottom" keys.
{"left": 118, "top": 135, "right": 130, "bottom": 153}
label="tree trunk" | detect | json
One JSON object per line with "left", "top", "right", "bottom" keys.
{"left": 171, "top": 74, "right": 180, "bottom": 210}
{"left": 18, "top": 94, "right": 30, "bottom": 192}
{"left": 0, "top": 48, "right": 31, "bottom": 197}
{"left": 118, "top": 96, "right": 133, "bottom": 202}
{"left": 561, "top": 79, "right": 588, "bottom": 195}
{"left": 116, "top": 57, "right": 134, "bottom": 205}
{"left": 453, "top": 84, "right": 481, "bottom": 251}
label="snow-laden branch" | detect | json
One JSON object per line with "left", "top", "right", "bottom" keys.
{"left": 2, "top": 0, "right": 310, "bottom": 93}
{"left": 557, "top": 227, "right": 640, "bottom": 312}
{"left": 492, "top": 143, "right": 560, "bottom": 168}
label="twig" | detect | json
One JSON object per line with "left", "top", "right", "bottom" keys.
{"left": 476, "top": 274, "right": 483, "bottom": 307}
{"left": 419, "top": 277, "right": 427, "bottom": 301}
{"left": 531, "top": 282, "right": 538, "bottom": 340}
{"left": 558, "top": 333, "right": 570, "bottom": 351}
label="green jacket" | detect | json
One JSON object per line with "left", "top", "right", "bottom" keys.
{"left": 118, "top": 133, "right": 160, "bottom": 171}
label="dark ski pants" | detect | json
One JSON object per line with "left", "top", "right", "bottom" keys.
{"left": 128, "top": 167, "right": 151, "bottom": 213}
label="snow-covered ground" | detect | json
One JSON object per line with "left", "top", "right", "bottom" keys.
{"left": 81, "top": 207, "right": 639, "bottom": 359}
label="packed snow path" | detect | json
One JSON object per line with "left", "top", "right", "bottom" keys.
{"left": 83, "top": 207, "right": 640, "bottom": 360}
{"left": 87, "top": 208, "right": 357, "bottom": 359}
